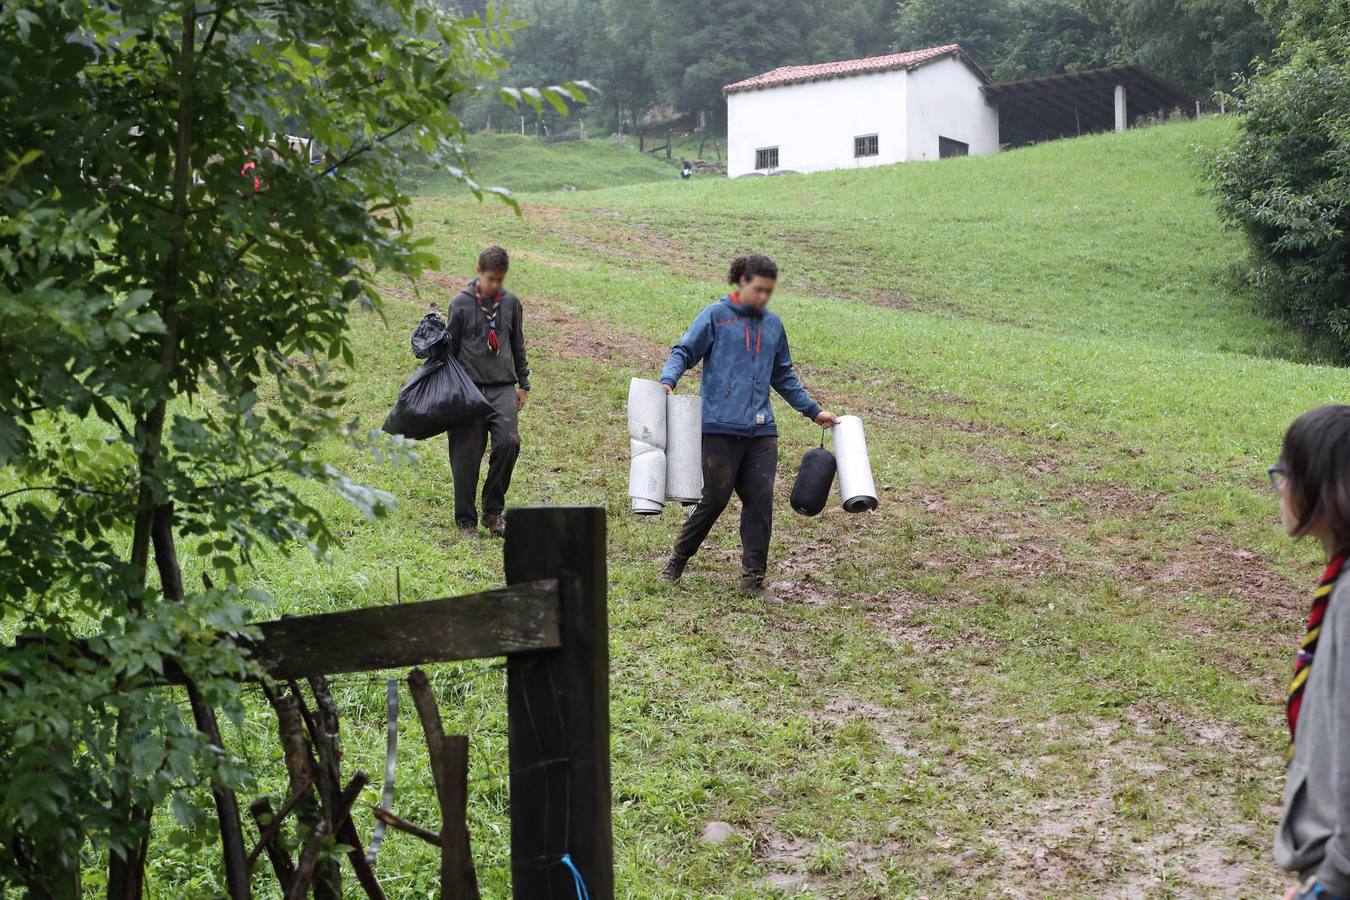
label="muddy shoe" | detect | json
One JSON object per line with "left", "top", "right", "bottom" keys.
{"left": 740, "top": 569, "right": 776, "bottom": 602}
{"left": 457, "top": 520, "right": 478, "bottom": 538}
{"left": 659, "top": 554, "right": 688, "bottom": 582}
{"left": 484, "top": 514, "right": 507, "bottom": 539}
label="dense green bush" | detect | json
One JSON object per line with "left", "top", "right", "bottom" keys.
{"left": 1210, "top": 6, "right": 1350, "bottom": 355}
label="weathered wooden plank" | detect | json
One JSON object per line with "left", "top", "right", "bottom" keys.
{"left": 248, "top": 581, "right": 560, "bottom": 679}
{"left": 9, "top": 581, "right": 559, "bottom": 688}
{"left": 505, "top": 507, "right": 613, "bottom": 900}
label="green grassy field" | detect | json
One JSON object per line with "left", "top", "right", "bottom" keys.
{"left": 408, "top": 132, "right": 679, "bottom": 196}
{"left": 57, "top": 116, "right": 1350, "bottom": 896}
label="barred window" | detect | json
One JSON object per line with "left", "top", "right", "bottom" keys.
{"left": 854, "top": 134, "right": 879, "bottom": 158}
{"left": 755, "top": 147, "right": 779, "bottom": 170}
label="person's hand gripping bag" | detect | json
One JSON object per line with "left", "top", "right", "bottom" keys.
{"left": 791, "top": 446, "right": 837, "bottom": 517}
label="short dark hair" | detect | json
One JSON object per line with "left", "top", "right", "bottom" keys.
{"left": 727, "top": 253, "right": 777, "bottom": 285}
{"left": 1281, "top": 404, "right": 1350, "bottom": 551}
{"left": 478, "top": 245, "right": 509, "bottom": 273}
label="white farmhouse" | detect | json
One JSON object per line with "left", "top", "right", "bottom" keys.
{"left": 723, "top": 45, "right": 999, "bottom": 178}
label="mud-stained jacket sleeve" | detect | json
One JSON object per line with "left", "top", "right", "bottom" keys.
{"left": 660, "top": 306, "right": 715, "bottom": 388}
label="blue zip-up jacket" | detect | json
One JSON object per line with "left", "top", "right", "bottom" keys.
{"left": 660, "top": 296, "right": 822, "bottom": 437}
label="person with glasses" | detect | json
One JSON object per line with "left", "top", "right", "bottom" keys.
{"left": 1269, "top": 405, "right": 1350, "bottom": 900}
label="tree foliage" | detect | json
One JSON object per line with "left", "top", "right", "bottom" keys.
{"left": 457, "top": 0, "right": 897, "bottom": 133}
{"left": 0, "top": 0, "right": 582, "bottom": 891}
{"left": 441, "top": 0, "right": 1276, "bottom": 132}
{"left": 1116, "top": 0, "right": 1274, "bottom": 94}
{"left": 894, "top": 0, "right": 1269, "bottom": 91}
{"left": 1210, "top": 1, "right": 1350, "bottom": 355}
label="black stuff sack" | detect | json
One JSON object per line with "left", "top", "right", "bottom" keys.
{"left": 411, "top": 312, "right": 450, "bottom": 359}
{"left": 791, "top": 446, "right": 837, "bottom": 517}
{"left": 382, "top": 355, "right": 491, "bottom": 440}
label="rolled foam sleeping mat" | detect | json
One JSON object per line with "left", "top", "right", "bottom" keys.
{"left": 628, "top": 379, "right": 668, "bottom": 514}
{"left": 629, "top": 439, "right": 666, "bottom": 515}
{"left": 663, "top": 394, "right": 704, "bottom": 504}
{"left": 628, "top": 378, "right": 667, "bottom": 448}
{"left": 832, "top": 415, "right": 878, "bottom": 513}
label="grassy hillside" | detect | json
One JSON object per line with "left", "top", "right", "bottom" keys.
{"left": 40, "top": 119, "right": 1347, "bottom": 895}
{"left": 443, "top": 118, "right": 1297, "bottom": 360}
{"left": 410, "top": 132, "right": 679, "bottom": 195}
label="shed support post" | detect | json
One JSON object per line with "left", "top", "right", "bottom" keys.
{"left": 1114, "top": 83, "right": 1128, "bottom": 132}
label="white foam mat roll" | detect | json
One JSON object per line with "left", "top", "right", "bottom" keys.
{"left": 663, "top": 394, "right": 704, "bottom": 503}
{"left": 631, "top": 496, "right": 664, "bottom": 515}
{"left": 628, "top": 379, "right": 668, "bottom": 514}
{"left": 629, "top": 438, "right": 666, "bottom": 514}
{"left": 627, "top": 378, "right": 666, "bottom": 448}
{"left": 832, "top": 415, "right": 878, "bottom": 513}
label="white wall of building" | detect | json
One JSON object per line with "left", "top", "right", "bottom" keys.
{"left": 904, "top": 56, "right": 999, "bottom": 161}
{"left": 725, "top": 56, "right": 1000, "bottom": 177}
{"left": 725, "top": 69, "right": 908, "bottom": 178}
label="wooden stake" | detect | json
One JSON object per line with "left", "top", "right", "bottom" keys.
{"left": 407, "top": 669, "right": 479, "bottom": 900}
{"left": 248, "top": 797, "right": 297, "bottom": 892}
{"left": 306, "top": 677, "right": 342, "bottom": 898}
{"left": 285, "top": 820, "right": 329, "bottom": 900}
{"left": 371, "top": 807, "right": 442, "bottom": 848}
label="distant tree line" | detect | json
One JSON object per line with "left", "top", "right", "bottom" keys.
{"left": 451, "top": 0, "right": 1275, "bottom": 133}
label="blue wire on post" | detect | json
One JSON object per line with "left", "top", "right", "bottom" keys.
{"left": 560, "top": 853, "right": 590, "bottom": 900}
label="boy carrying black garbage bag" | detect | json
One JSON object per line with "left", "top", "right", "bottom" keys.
{"left": 445, "top": 246, "right": 531, "bottom": 538}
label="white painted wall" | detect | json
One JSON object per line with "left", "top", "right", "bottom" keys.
{"left": 904, "top": 56, "right": 999, "bottom": 161}
{"left": 725, "top": 69, "right": 908, "bottom": 178}
{"left": 725, "top": 56, "right": 999, "bottom": 177}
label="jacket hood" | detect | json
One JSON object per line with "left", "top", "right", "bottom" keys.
{"left": 721, "top": 295, "right": 765, "bottom": 319}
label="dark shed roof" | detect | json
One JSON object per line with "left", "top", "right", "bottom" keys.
{"left": 983, "top": 66, "right": 1195, "bottom": 146}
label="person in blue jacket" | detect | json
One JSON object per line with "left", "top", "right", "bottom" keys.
{"left": 658, "top": 254, "right": 839, "bottom": 597}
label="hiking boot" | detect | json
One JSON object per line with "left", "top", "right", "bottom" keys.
{"left": 457, "top": 519, "right": 478, "bottom": 538}
{"left": 659, "top": 554, "right": 689, "bottom": 583}
{"left": 484, "top": 514, "right": 506, "bottom": 539}
{"left": 740, "top": 568, "right": 775, "bottom": 601}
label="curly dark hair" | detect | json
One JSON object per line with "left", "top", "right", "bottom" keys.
{"left": 478, "top": 245, "right": 510, "bottom": 273}
{"left": 727, "top": 253, "right": 777, "bottom": 285}
{"left": 1281, "top": 404, "right": 1350, "bottom": 552}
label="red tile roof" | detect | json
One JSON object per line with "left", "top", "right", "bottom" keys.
{"left": 723, "top": 45, "right": 980, "bottom": 95}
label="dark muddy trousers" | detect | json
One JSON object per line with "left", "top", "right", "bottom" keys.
{"left": 672, "top": 434, "right": 778, "bottom": 572}
{"left": 448, "top": 383, "right": 520, "bottom": 525}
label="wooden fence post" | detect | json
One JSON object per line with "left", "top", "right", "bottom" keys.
{"left": 503, "top": 507, "right": 611, "bottom": 900}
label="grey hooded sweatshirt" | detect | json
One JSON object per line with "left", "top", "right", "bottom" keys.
{"left": 446, "top": 279, "right": 531, "bottom": 390}
{"left": 1276, "top": 574, "right": 1350, "bottom": 894}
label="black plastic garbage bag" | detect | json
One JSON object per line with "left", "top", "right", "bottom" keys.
{"left": 382, "top": 355, "right": 491, "bottom": 440}
{"left": 791, "top": 446, "right": 837, "bottom": 517}
{"left": 411, "top": 312, "right": 450, "bottom": 359}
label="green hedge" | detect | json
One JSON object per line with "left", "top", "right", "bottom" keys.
{"left": 1210, "top": 14, "right": 1350, "bottom": 357}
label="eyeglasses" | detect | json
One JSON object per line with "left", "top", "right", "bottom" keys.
{"left": 1268, "top": 464, "right": 1288, "bottom": 493}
